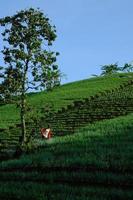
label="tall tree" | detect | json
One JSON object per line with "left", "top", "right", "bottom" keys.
{"left": 0, "top": 8, "right": 60, "bottom": 145}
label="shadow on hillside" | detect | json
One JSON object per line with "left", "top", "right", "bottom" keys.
{"left": 47, "top": 124, "right": 133, "bottom": 173}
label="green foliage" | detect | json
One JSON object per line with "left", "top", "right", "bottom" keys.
{"left": 0, "top": 8, "right": 60, "bottom": 145}
{"left": 100, "top": 62, "right": 133, "bottom": 76}
{"left": 122, "top": 63, "right": 133, "bottom": 72}
{"left": 0, "top": 67, "right": 22, "bottom": 101}
{"left": 101, "top": 63, "right": 120, "bottom": 76}
{"left": 0, "top": 7, "right": 60, "bottom": 93}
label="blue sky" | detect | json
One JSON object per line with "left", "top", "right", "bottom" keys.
{"left": 0, "top": 0, "right": 133, "bottom": 84}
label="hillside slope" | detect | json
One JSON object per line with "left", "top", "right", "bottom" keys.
{"left": 0, "top": 73, "right": 133, "bottom": 129}
{"left": 45, "top": 79, "right": 133, "bottom": 135}
{"left": 0, "top": 73, "right": 133, "bottom": 199}
{"left": 0, "top": 73, "right": 133, "bottom": 159}
{"left": 0, "top": 113, "right": 133, "bottom": 199}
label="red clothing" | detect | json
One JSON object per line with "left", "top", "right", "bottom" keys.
{"left": 41, "top": 128, "right": 53, "bottom": 139}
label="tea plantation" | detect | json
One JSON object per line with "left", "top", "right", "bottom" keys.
{"left": 0, "top": 73, "right": 133, "bottom": 199}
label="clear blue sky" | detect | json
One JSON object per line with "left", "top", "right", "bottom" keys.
{"left": 0, "top": 0, "right": 133, "bottom": 84}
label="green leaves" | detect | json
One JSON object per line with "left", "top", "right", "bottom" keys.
{"left": 0, "top": 66, "right": 4, "bottom": 71}
{"left": 122, "top": 63, "right": 133, "bottom": 72}
{"left": 0, "top": 8, "right": 60, "bottom": 144}
{"left": 101, "top": 63, "right": 120, "bottom": 76}
{"left": 101, "top": 62, "right": 133, "bottom": 76}
{"left": 52, "top": 65, "right": 58, "bottom": 70}
{"left": 0, "top": 67, "right": 22, "bottom": 101}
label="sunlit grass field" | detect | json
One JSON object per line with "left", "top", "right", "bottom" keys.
{"left": 0, "top": 73, "right": 133, "bottom": 129}
{"left": 0, "top": 113, "right": 133, "bottom": 199}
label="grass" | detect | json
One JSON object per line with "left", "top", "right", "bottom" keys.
{"left": 1, "top": 182, "right": 133, "bottom": 200}
{"left": 46, "top": 80, "right": 133, "bottom": 134}
{"left": 0, "top": 72, "right": 133, "bottom": 199}
{"left": 0, "top": 113, "right": 133, "bottom": 199}
{"left": 0, "top": 73, "right": 133, "bottom": 129}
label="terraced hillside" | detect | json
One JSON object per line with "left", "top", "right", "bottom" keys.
{"left": 45, "top": 80, "right": 133, "bottom": 135}
{"left": 0, "top": 114, "right": 133, "bottom": 199}
{"left": 0, "top": 73, "right": 133, "bottom": 199}
{"left": 0, "top": 73, "right": 133, "bottom": 159}
{"left": 0, "top": 73, "right": 133, "bottom": 129}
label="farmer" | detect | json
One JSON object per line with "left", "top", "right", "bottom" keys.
{"left": 41, "top": 126, "right": 53, "bottom": 139}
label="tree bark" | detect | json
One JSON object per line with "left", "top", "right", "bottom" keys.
{"left": 20, "top": 90, "right": 26, "bottom": 145}
{"left": 20, "top": 62, "right": 28, "bottom": 146}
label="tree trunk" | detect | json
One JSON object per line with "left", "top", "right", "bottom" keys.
{"left": 20, "top": 91, "right": 27, "bottom": 145}
{"left": 19, "top": 59, "right": 29, "bottom": 146}
{"left": 19, "top": 68, "right": 27, "bottom": 146}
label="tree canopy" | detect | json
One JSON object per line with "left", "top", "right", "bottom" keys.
{"left": 101, "top": 63, "right": 120, "bottom": 76}
{"left": 122, "top": 63, "right": 133, "bottom": 72}
{"left": 0, "top": 8, "right": 60, "bottom": 145}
